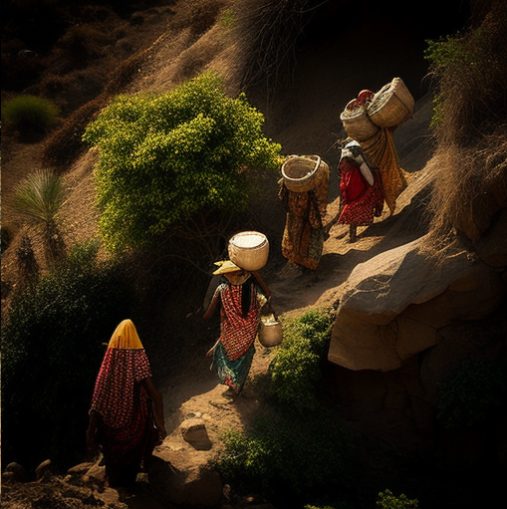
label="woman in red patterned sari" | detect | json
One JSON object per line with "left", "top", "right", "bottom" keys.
{"left": 86, "top": 319, "right": 166, "bottom": 486}
{"left": 204, "top": 260, "right": 270, "bottom": 398}
{"left": 337, "top": 140, "right": 384, "bottom": 242}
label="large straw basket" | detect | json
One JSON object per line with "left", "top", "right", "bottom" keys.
{"left": 228, "top": 231, "right": 269, "bottom": 271}
{"left": 367, "top": 77, "right": 414, "bottom": 128}
{"left": 340, "top": 101, "right": 379, "bottom": 142}
{"left": 281, "top": 155, "right": 323, "bottom": 192}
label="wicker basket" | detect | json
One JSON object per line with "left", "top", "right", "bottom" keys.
{"left": 281, "top": 155, "right": 323, "bottom": 192}
{"left": 258, "top": 303, "right": 283, "bottom": 347}
{"left": 228, "top": 231, "right": 269, "bottom": 271}
{"left": 340, "top": 101, "right": 379, "bottom": 141}
{"left": 367, "top": 77, "right": 414, "bottom": 128}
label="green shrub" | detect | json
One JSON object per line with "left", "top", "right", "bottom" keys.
{"left": 376, "top": 489, "right": 419, "bottom": 509}
{"left": 83, "top": 71, "right": 281, "bottom": 251}
{"left": 2, "top": 95, "right": 59, "bottom": 137}
{"left": 1, "top": 240, "right": 133, "bottom": 470}
{"left": 269, "top": 308, "right": 334, "bottom": 414}
{"left": 218, "top": 410, "right": 356, "bottom": 507}
{"left": 436, "top": 358, "right": 507, "bottom": 429}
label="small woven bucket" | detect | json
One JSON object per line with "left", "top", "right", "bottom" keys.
{"left": 281, "top": 155, "right": 322, "bottom": 192}
{"left": 228, "top": 231, "right": 269, "bottom": 271}
{"left": 367, "top": 77, "right": 414, "bottom": 128}
{"left": 340, "top": 102, "right": 379, "bottom": 141}
{"left": 258, "top": 303, "right": 283, "bottom": 347}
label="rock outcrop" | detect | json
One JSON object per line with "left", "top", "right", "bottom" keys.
{"left": 149, "top": 417, "right": 222, "bottom": 507}
{"left": 329, "top": 234, "right": 505, "bottom": 371}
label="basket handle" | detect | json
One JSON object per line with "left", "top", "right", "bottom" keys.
{"left": 262, "top": 301, "right": 279, "bottom": 321}
{"left": 307, "top": 155, "right": 321, "bottom": 173}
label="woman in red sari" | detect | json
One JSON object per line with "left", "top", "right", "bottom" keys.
{"left": 86, "top": 319, "right": 166, "bottom": 486}
{"left": 337, "top": 140, "right": 384, "bottom": 242}
{"left": 204, "top": 260, "right": 270, "bottom": 398}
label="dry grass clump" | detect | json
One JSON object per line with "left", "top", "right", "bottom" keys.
{"left": 170, "top": 0, "right": 229, "bottom": 37}
{"left": 425, "top": 0, "right": 507, "bottom": 245}
{"left": 230, "top": 0, "right": 314, "bottom": 94}
{"left": 427, "top": 132, "right": 507, "bottom": 244}
{"left": 41, "top": 96, "right": 108, "bottom": 171}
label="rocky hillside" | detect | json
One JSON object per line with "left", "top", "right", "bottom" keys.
{"left": 2, "top": 1, "right": 506, "bottom": 508}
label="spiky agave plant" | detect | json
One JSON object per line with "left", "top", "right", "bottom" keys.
{"left": 12, "top": 169, "right": 67, "bottom": 265}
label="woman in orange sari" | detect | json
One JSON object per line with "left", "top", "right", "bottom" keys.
{"left": 86, "top": 319, "right": 166, "bottom": 486}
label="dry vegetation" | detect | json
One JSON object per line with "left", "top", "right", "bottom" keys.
{"left": 425, "top": 0, "right": 507, "bottom": 243}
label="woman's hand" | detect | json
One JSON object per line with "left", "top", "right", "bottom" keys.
{"left": 156, "top": 425, "right": 167, "bottom": 445}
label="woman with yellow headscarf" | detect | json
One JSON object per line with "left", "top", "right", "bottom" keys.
{"left": 86, "top": 319, "right": 166, "bottom": 486}
{"left": 204, "top": 260, "right": 270, "bottom": 398}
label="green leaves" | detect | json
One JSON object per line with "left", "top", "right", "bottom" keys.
{"left": 376, "top": 490, "right": 419, "bottom": 509}
{"left": 83, "top": 71, "right": 281, "bottom": 250}
{"left": 12, "top": 168, "right": 66, "bottom": 227}
{"left": 269, "top": 308, "right": 334, "bottom": 414}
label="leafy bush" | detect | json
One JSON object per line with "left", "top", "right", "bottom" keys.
{"left": 376, "top": 490, "right": 419, "bottom": 509}
{"left": 436, "top": 358, "right": 507, "bottom": 429}
{"left": 2, "top": 95, "right": 59, "bottom": 137}
{"left": 1, "top": 241, "right": 133, "bottom": 470}
{"left": 218, "top": 410, "right": 356, "bottom": 507}
{"left": 83, "top": 71, "right": 281, "bottom": 251}
{"left": 269, "top": 308, "right": 334, "bottom": 414}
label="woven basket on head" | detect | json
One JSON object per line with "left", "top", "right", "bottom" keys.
{"left": 340, "top": 101, "right": 379, "bottom": 142}
{"left": 367, "top": 77, "right": 414, "bottom": 128}
{"left": 281, "top": 155, "right": 323, "bottom": 192}
{"left": 228, "top": 231, "right": 269, "bottom": 271}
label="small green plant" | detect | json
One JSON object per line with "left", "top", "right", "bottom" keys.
{"left": 12, "top": 168, "right": 66, "bottom": 264}
{"left": 218, "top": 9, "right": 235, "bottom": 30}
{"left": 2, "top": 95, "right": 59, "bottom": 137}
{"left": 376, "top": 489, "right": 419, "bottom": 509}
{"left": 269, "top": 308, "right": 334, "bottom": 413}
{"left": 436, "top": 358, "right": 507, "bottom": 429}
{"left": 83, "top": 71, "right": 281, "bottom": 252}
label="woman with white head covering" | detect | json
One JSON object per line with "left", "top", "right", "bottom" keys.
{"left": 337, "top": 140, "right": 384, "bottom": 242}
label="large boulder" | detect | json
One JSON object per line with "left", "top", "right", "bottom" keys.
{"left": 328, "top": 234, "right": 505, "bottom": 371}
{"left": 149, "top": 418, "right": 222, "bottom": 507}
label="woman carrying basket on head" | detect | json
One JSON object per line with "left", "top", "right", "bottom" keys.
{"left": 337, "top": 140, "right": 384, "bottom": 242}
{"left": 204, "top": 260, "right": 270, "bottom": 398}
{"left": 279, "top": 155, "right": 330, "bottom": 270}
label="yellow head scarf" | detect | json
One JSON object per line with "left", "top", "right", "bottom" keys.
{"left": 108, "top": 319, "right": 144, "bottom": 350}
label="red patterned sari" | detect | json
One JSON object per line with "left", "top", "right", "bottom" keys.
{"left": 338, "top": 158, "right": 384, "bottom": 226}
{"left": 211, "top": 279, "right": 261, "bottom": 393}
{"left": 90, "top": 320, "right": 157, "bottom": 486}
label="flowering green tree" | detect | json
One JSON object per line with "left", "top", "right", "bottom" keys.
{"left": 83, "top": 71, "right": 281, "bottom": 251}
